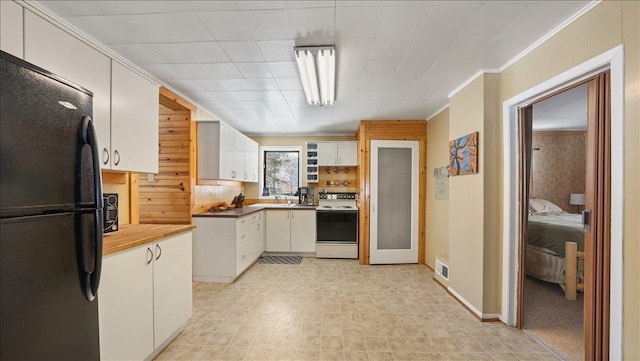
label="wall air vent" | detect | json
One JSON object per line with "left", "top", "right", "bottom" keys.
{"left": 436, "top": 258, "right": 449, "bottom": 281}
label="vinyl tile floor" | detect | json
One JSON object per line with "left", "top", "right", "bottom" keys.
{"left": 155, "top": 258, "right": 557, "bottom": 361}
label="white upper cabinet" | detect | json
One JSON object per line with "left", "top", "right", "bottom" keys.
{"left": 1, "top": 1, "right": 23, "bottom": 58}
{"left": 197, "top": 122, "right": 259, "bottom": 182}
{"left": 24, "top": 11, "right": 111, "bottom": 167}
{"left": 317, "top": 141, "right": 358, "bottom": 166}
{"left": 110, "top": 61, "right": 159, "bottom": 174}
{"left": 23, "top": 10, "right": 159, "bottom": 173}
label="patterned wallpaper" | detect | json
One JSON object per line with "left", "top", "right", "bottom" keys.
{"left": 531, "top": 133, "right": 586, "bottom": 213}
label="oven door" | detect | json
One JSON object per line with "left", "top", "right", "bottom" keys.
{"left": 316, "top": 210, "right": 358, "bottom": 244}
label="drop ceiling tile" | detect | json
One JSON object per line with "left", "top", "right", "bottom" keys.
{"left": 40, "top": 1, "right": 192, "bottom": 16}
{"left": 396, "top": 60, "right": 437, "bottom": 78}
{"left": 285, "top": 1, "right": 335, "bottom": 9}
{"left": 265, "top": 100, "right": 290, "bottom": 110}
{"left": 406, "top": 35, "right": 455, "bottom": 60}
{"left": 368, "top": 37, "right": 414, "bottom": 60}
{"left": 388, "top": 76, "right": 424, "bottom": 90}
{"left": 191, "top": 79, "right": 226, "bottom": 92}
{"left": 146, "top": 43, "right": 196, "bottom": 63}
{"left": 248, "top": 78, "right": 280, "bottom": 90}
{"left": 187, "top": 92, "right": 218, "bottom": 102}
{"left": 219, "top": 41, "right": 265, "bottom": 62}
{"left": 335, "top": 6, "right": 383, "bottom": 38}
{"left": 459, "top": 2, "right": 531, "bottom": 37}
{"left": 287, "top": 7, "right": 335, "bottom": 40}
{"left": 243, "top": 10, "right": 293, "bottom": 40}
{"left": 236, "top": 63, "right": 273, "bottom": 78}
{"left": 115, "top": 13, "right": 214, "bottom": 43}
{"left": 257, "top": 40, "right": 296, "bottom": 61}
{"left": 143, "top": 64, "right": 212, "bottom": 80}
{"left": 501, "top": 2, "right": 583, "bottom": 38}
{"left": 336, "top": 38, "right": 374, "bottom": 60}
{"left": 217, "top": 78, "right": 252, "bottom": 91}
{"left": 237, "top": 1, "right": 286, "bottom": 10}
{"left": 337, "top": 58, "right": 367, "bottom": 78}
{"left": 282, "top": 90, "right": 308, "bottom": 107}
{"left": 442, "top": 36, "right": 495, "bottom": 59}
{"left": 179, "top": 42, "right": 231, "bottom": 63}
{"left": 267, "top": 62, "right": 300, "bottom": 77}
{"left": 364, "top": 60, "right": 402, "bottom": 76}
{"left": 275, "top": 77, "right": 303, "bottom": 91}
{"left": 187, "top": 1, "right": 239, "bottom": 11}
{"left": 337, "top": 75, "right": 364, "bottom": 91}
{"left": 375, "top": 5, "right": 432, "bottom": 40}
{"left": 418, "top": 4, "right": 482, "bottom": 38}
{"left": 203, "top": 63, "right": 243, "bottom": 79}
{"left": 109, "top": 44, "right": 162, "bottom": 64}
{"left": 198, "top": 12, "right": 253, "bottom": 41}
{"left": 63, "top": 16, "right": 138, "bottom": 45}
{"left": 205, "top": 92, "right": 242, "bottom": 101}
{"left": 360, "top": 76, "right": 393, "bottom": 90}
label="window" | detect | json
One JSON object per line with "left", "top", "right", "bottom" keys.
{"left": 260, "top": 146, "right": 301, "bottom": 197}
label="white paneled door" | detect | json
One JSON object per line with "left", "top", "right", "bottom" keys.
{"left": 369, "top": 140, "right": 419, "bottom": 264}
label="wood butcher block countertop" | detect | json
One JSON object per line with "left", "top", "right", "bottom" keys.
{"left": 102, "top": 224, "right": 195, "bottom": 256}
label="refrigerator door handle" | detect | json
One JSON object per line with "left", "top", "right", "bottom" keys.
{"left": 81, "top": 116, "right": 103, "bottom": 302}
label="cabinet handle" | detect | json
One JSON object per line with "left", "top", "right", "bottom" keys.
{"left": 257, "top": 223, "right": 260, "bottom": 230}
{"left": 102, "top": 148, "right": 109, "bottom": 165}
{"left": 114, "top": 150, "right": 120, "bottom": 166}
{"left": 241, "top": 234, "right": 246, "bottom": 239}
{"left": 291, "top": 211, "right": 294, "bottom": 219}
{"left": 146, "top": 247, "right": 153, "bottom": 265}
{"left": 244, "top": 173, "right": 247, "bottom": 180}
{"left": 339, "top": 157, "right": 342, "bottom": 164}
{"left": 155, "top": 244, "right": 162, "bottom": 260}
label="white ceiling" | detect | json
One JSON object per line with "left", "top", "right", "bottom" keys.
{"left": 533, "top": 83, "right": 587, "bottom": 131}
{"left": 34, "top": 0, "right": 593, "bottom": 136}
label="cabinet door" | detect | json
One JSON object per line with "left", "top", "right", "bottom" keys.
{"left": 317, "top": 142, "right": 338, "bottom": 165}
{"left": 1, "top": 1, "right": 23, "bottom": 58}
{"left": 265, "top": 210, "right": 291, "bottom": 252}
{"left": 24, "top": 11, "right": 112, "bottom": 168}
{"left": 290, "top": 210, "right": 317, "bottom": 252}
{"left": 338, "top": 142, "right": 358, "bottom": 165}
{"left": 153, "top": 232, "right": 193, "bottom": 348}
{"left": 219, "top": 123, "right": 235, "bottom": 180}
{"left": 244, "top": 138, "right": 259, "bottom": 183}
{"left": 99, "top": 246, "right": 154, "bottom": 361}
{"left": 233, "top": 132, "right": 246, "bottom": 181}
{"left": 111, "top": 61, "right": 159, "bottom": 173}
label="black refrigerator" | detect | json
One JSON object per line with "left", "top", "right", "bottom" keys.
{"left": 0, "top": 51, "right": 103, "bottom": 360}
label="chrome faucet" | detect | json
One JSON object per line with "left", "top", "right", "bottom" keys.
{"left": 274, "top": 195, "right": 280, "bottom": 204}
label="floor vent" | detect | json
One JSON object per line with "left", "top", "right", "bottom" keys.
{"left": 436, "top": 258, "right": 449, "bottom": 281}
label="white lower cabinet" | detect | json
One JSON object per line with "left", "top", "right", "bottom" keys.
{"left": 193, "top": 211, "right": 265, "bottom": 283}
{"left": 99, "top": 231, "right": 193, "bottom": 361}
{"left": 265, "top": 210, "right": 316, "bottom": 253}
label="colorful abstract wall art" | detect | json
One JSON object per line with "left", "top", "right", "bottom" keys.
{"left": 449, "top": 131, "right": 479, "bottom": 176}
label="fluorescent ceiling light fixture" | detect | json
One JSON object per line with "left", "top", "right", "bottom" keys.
{"left": 294, "top": 46, "right": 335, "bottom": 106}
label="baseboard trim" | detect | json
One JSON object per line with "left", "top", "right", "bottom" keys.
{"left": 447, "top": 287, "right": 502, "bottom": 322}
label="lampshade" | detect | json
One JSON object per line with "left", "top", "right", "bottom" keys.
{"left": 294, "top": 46, "right": 335, "bottom": 106}
{"left": 569, "top": 193, "right": 585, "bottom": 206}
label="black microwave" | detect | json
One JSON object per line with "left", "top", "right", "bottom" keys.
{"left": 103, "top": 193, "right": 118, "bottom": 233}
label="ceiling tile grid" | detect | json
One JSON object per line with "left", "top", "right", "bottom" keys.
{"left": 37, "top": 0, "right": 592, "bottom": 135}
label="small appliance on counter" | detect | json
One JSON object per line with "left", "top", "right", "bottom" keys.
{"left": 296, "top": 186, "right": 314, "bottom": 205}
{"left": 103, "top": 193, "right": 118, "bottom": 233}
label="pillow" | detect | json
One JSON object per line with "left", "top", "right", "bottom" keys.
{"left": 528, "top": 199, "right": 565, "bottom": 214}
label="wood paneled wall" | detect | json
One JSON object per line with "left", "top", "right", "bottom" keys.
{"left": 138, "top": 90, "right": 194, "bottom": 224}
{"left": 356, "top": 120, "right": 427, "bottom": 265}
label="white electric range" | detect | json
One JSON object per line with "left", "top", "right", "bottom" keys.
{"left": 315, "top": 192, "right": 358, "bottom": 259}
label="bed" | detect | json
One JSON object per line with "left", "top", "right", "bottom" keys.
{"left": 525, "top": 199, "right": 585, "bottom": 300}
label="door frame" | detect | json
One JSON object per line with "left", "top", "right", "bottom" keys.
{"left": 500, "top": 45, "right": 624, "bottom": 359}
{"left": 369, "top": 140, "right": 420, "bottom": 264}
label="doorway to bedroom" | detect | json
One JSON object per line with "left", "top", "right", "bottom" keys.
{"left": 522, "top": 83, "right": 587, "bottom": 361}
{"left": 517, "top": 71, "right": 612, "bottom": 361}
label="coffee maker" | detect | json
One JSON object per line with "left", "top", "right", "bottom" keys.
{"left": 297, "top": 187, "right": 314, "bottom": 205}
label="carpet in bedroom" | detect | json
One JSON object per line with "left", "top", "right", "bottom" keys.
{"left": 523, "top": 276, "right": 584, "bottom": 361}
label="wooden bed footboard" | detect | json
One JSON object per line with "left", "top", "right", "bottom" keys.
{"left": 564, "top": 241, "right": 585, "bottom": 300}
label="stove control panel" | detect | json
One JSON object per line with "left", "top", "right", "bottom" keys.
{"left": 319, "top": 192, "right": 357, "bottom": 200}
